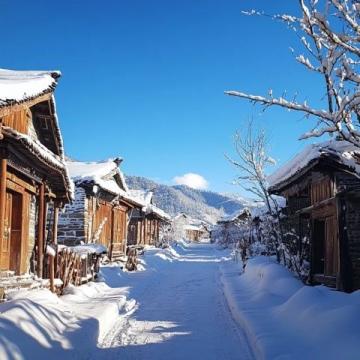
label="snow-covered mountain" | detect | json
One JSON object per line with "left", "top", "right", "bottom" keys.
{"left": 125, "top": 175, "right": 250, "bottom": 224}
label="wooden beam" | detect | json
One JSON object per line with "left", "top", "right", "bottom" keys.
{"left": 7, "top": 173, "right": 37, "bottom": 194}
{"left": 0, "top": 93, "right": 52, "bottom": 118}
{"left": 0, "top": 157, "right": 7, "bottom": 269}
{"left": 37, "top": 182, "right": 45, "bottom": 278}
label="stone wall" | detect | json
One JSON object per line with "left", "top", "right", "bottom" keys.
{"left": 58, "top": 187, "right": 87, "bottom": 246}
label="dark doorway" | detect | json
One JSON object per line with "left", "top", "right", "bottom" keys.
{"left": 313, "top": 219, "right": 325, "bottom": 274}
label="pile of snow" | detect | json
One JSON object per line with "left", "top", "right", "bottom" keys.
{"left": 221, "top": 256, "right": 360, "bottom": 359}
{"left": 268, "top": 140, "right": 360, "bottom": 189}
{"left": 0, "top": 275, "right": 133, "bottom": 359}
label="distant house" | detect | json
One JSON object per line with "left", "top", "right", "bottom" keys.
{"left": 268, "top": 140, "right": 360, "bottom": 292}
{"left": 211, "top": 208, "right": 252, "bottom": 244}
{"left": 173, "top": 213, "right": 210, "bottom": 242}
{"left": 127, "top": 190, "right": 171, "bottom": 247}
{"left": 58, "top": 158, "right": 137, "bottom": 260}
{"left": 0, "top": 69, "right": 72, "bottom": 280}
{"left": 184, "top": 224, "right": 209, "bottom": 242}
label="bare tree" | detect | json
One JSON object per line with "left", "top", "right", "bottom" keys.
{"left": 226, "top": 1, "right": 360, "bottom": 146}
{"left": 227, "top": 120, "right": 287, "bottom": 263}
{"left": 226, "top": 120, "right": 276, "bottom": 215}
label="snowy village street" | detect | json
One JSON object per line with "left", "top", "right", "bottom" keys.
{"left": 0, "top": 242, "right": 255, "bottom": 360}
{"left": 93, "top": 242, "right": 254, "bottom": 360}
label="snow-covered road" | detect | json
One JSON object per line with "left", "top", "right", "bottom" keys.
{"left": 94, "top": 242, "right": 254, "bottom": 360}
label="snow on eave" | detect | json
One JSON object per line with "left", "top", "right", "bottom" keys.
{"left": 268, "top": 140, "right": 360, "bottom": 193}
{"left": 128, "top": 189, "right": 153, "bottom": 206}
{"left": 0, "top": 69, "right": 60, "bottom": 108}
{"left": 146, "top": 204, "right": 171, "bottom": 221}
{"left": 3, "top": 126, "right": 74, "bottom": 200}
{"left": 67, "top": 158, "right": 129, "bottom": 196}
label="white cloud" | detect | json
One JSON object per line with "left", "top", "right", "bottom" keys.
{"left": 173, "top": 173, "right": 209, "bottom": 190}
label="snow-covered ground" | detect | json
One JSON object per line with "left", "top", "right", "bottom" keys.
{"left": 0, "top": 241, "right": 253, "bottom": 360}
{"left": 221, "top": 256, "right": 360, "bottom": 360}
{"left": 2, "top": 242, "right": 359, "bottom": 360}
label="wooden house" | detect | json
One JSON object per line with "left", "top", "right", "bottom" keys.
{"left": 268, "top": 140, "right": 360, "bottom": 292}
{"left": 211, "top": 208, "right": 252, "bottom": 244}
{"left": 0, "top": 69, "right": 72, "bottom": 280}
{"left": 127, "top": 190, "right": 171, "bottom": 247}
{"left": 172, "top": 213, "right": 210, "bottom": 242}
{"left": 184, "top": 224, "right": 209, "bottom": 242}
{"left": 58, "top": 158, "right": 137, "bottom": 260}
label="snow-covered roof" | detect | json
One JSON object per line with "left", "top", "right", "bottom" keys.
{"left": 67, "top": 158, "right": 129, "bottom": 196}
{"left": 0, "top": 69, "right": 72, "bottom": 200}
{"left": 68, "top": 160, "right": 171, "bottom": 220}
{"left": 219, "top": 208, "right": 251, "bottom": 223}
{"left": 184, "top": 224, "right": 203, "bottom": 231}
{"left": 128, "top": 189, "right": 153, "bottom": 206}
{"left": 0, "top": 69, "right": 60, "bottom": 107}
{"left": 268, "top": 140, "right": 360, "bottom": 192}
{"left": 147, "top": 203, "right": 171, "bottom": 221}
{"left": 128, "top": 189, "right": 171, "bottom": 221}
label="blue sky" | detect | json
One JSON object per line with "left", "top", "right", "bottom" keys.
{"left": 1, "top": 1, "right": 328, "bottom": 195}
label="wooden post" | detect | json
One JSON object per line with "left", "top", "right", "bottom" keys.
{"left": 37, "top": 182, "right": 45, "bottom": 278}
{"left": 110, "top": 208, "right": 115, "bottom": 261}
{"left": 49, "top": 205, "right": 59, "bottom": 293}
{"left": 0, "top": 157, "right": 7, "bottom": 270}
{"left": 142, "top": 217, "right": 146, "bottom": 245}
{"left": 124, "top": 211, "right": 129, "bottom": 253}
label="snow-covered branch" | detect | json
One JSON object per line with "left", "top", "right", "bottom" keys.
{"left": 227, "top": 0, "right": 360, "bottom": 145}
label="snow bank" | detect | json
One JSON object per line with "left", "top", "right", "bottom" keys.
{"left": 221, "top": 256, "right": 360, "bottom": 360}
{"left": 0, "top": 280, "right": 131, "bottom": 359}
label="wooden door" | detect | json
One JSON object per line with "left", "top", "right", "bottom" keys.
{"left": 112, "top": 208, "right": 126, "bottom": 254}
{"left": 94, "top": 202, "right": 112, "bottom": 247}
{"left": 1, "top": 192, "right": 12, "bottom": 270}
{"left": 324, "top": 216, "right": 339, "bottom": 277}
{"left": 1, "top": 191, "right": 22, "bottom": 273}
{"left": 313, "top": 219, "right": 325, "bottom": 274}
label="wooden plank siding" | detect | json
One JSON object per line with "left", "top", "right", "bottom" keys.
{"left": 86, "top": 196, "right": 130, "bottom": 257}
{"left": 93, "top": 200, "right": 112, "bottom": 247}
{"left": 311, "top": 176, "right": 334, "bottom": 205}
{"left": 127, "top": 216, "right": 162, "bottom": 247}
{"left": 111, "top": 206, "right": 127, "bottom": 258}
{"left": 1, "top": 109, "right": 29, "bottom": 134}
